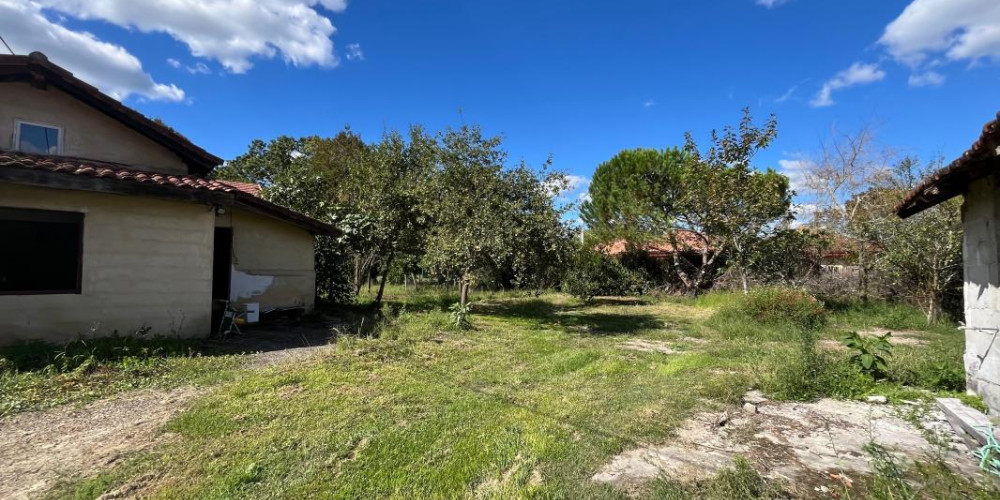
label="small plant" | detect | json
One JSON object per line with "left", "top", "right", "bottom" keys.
{"left": 449, "top": 302, "right": 472, "bottom": 330}
{"left": 842, "top": 331, "right": 892, "bottom": 379}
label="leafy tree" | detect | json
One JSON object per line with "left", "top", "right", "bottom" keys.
{"left": 353, "top": 128, "right": 436, "bottom": 303}
{"left": 422, "top": 125, "right": 572, "bottom": 305}
{"left": 582, "top": 109, "right": 793, "bottom": 293}
{"left": 580, "top": 148, "right": 682, "bottom": 245}
{"left": 679, "top": 109, "right": 791, "bottom": 292}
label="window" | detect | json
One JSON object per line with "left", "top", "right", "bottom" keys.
{"left": 14, "top": 121, "right": 62, "bottom": 154}
{"left": 0, "top": 208, "right": 83, "bottom": 294}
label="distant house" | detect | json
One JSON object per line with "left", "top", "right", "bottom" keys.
{"left": 897, "top": 110, "right": 1000, "bottom": 413}
{"left": 601, "top": 230, "right": 714, "bottom": 260}
{"left": 0, "top": 52, "right": 337, "bottom": 345}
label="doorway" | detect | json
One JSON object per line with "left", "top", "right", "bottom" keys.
{"left": 211, "top": 227, "right": 233, "bottom": 331}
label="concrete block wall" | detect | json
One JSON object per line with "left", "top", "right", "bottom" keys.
{"left": 215, "top": 209, "right": 316, "bottom": 313}
{"left": 962, "top": 175, "right": 1000, "bottom": 413}
{"left": 0, "top": 184, "right": 215, "bottom": 344}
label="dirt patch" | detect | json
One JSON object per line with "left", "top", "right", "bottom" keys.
{"left": 0, "top": 387, "right": 201, "bottom": 499}
{"left": 593, "top": 398, "right": 978, "bottom": 495}
{"left": 860, "top": 329, "right": 929, "bottom": 347}
{"left": 619, "top": 340, "right": 678, "bottom": 355}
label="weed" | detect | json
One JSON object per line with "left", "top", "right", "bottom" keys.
{"left": 842, "top": 331, "right": 892, "bottom": 379}
{"left": 449, "top": 302, "right": 473, "bottom": 330}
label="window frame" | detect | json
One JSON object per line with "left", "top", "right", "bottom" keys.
{"left": 0, "top": 207, "right": 84, "bottom": 296}
{"left": 13, "top": 119, "right": 64, "bottom": 155}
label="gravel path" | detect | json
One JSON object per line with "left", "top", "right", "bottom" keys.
{"left": 0, "top": 387, "right": 202, "bottom": 499}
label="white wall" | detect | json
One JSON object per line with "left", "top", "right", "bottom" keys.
{"left": 0, "top": 184, "right": 215, "bottom": 344}
{"left": 962, "top": 175, "right": 1000, "bottom": 413}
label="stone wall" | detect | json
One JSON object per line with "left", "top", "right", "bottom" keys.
{"left": 962, "top": 174, "right": 1000, "bottom": 413}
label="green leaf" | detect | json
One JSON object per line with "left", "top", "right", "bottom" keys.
{"left": 861, "top": 354, "right": 875, "bottom": 369}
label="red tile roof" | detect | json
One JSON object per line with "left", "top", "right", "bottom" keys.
{"left": 218, "top": 180, "right": 263, "bottom": 197}
{"left": 0, "top": 151, "right": 337, "bottom": 235}
{"left": 897, "top": 110, "right": 1000, "bottom": 218}
{"left": 601, "top": 230, "right": 713, "bottom": 258}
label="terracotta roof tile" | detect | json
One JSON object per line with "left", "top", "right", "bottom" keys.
{"left": 0, "top": 151, "right": 239, "bottom": 192}
{"left": 0, "top": 151, "right": 337, "bottom": 235}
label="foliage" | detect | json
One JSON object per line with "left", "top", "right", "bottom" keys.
{"left": 722, "top": 286, "right": 827, "bottom": 330}
{"left": 680, "top": 109, "right": 793, "bottom": 293}
{"left": 562, "top": 248, "right": 646, "bottom": 302}
{"left": 422, "top": 125, "right": 573, "bottom": 305}
{"left": 842, "top": 331, "right": 893, "bottom": 379}
{"left": 448, "top": 302, "right": 472, "bottom": 330}
{"left": 581, "top": 109, "right": 794, "bottom": 293}
{"left": 580, "top": 147, "right": 683, "bottom": 244}
{"left": 853, "top": 157, "right": 963, "bottom": 323}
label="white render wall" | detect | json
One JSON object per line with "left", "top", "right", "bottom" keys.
{"left": 962, "top": 174, "right": 1000, "bottom": 413}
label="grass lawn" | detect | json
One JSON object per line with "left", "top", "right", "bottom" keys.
{"left": 4, "top": 287, "right": 991, "bottom": 498}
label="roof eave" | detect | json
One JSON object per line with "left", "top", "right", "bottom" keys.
{"left": 0, "top": 52, "right": 221, "bottom": 175}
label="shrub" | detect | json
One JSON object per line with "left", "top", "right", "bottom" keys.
{"left": 726, "top": 286, "right": 827, "bottom": 330}
{"left": 562, "top": 248, "right": 646, "bottom": 302}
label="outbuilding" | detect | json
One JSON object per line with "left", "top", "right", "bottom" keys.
{"left": 898, "top": 110, "right": 1000, "bottom": 413}
{"left": 0, "top": 52, "right": 337, "bottom": 345}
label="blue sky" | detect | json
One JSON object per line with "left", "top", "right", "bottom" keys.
{"left": 2, "top": 0, "right": 999, "bottom": 210}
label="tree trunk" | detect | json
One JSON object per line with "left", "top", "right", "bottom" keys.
{"left": 375, "top": 250, "right": 395, "bottom": 305}
{"left": 460, "top": 280, "right": 470, "bottom": 306}
{"left": 741, "top": 270, "right": 749, "bottom": 295}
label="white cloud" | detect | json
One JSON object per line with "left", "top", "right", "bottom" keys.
{"left": 167, "top": 57, "right": 212, "bottom": 75}
{"left": 32, "top": 0, "right": 346, "bottom": 74}
{"left": 810, "top": 62, "right": 885, "bottom": 107}
{"left": 565, "top": 175, "right": 590, "bottom": 192}
{"left": 643, "top": 99, "right": 656, "bottom": 108}
{"left": 0, "top": 1, "right": 184, "bottom": 102}
{"left": 778, "top": 158, "right": 814, "bottom": 192}
{"left": 908, "top": 70, "right": 946, "bottom": 87}
{"left": 345, "top": 43, "right": 364, "bottom": 61}
{"left": 775, "top": 85, "right": 797, "bottom": 103}
{"left": 756, "top": 0, "right": 790, "bottom": 8}
{"left": 790, "top": 203, "right": 818, "bottom": 227}
{"left": 880, "top": 0, "right": 1000, "bottom": 66}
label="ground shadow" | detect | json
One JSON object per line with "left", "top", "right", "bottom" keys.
{"left": 475, "top": 298, "right": 665, "bottom": 335}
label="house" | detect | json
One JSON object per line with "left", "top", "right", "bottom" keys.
{"left": 600, "top": 230, "right": 714, "bottom": 260}
{"left": 897, "top": 110, "right": 1000, "bottom": 413}
{"left": 0, "top": 52, "right": 337, "bottom": 345}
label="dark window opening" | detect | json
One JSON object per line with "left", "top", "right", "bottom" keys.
{"left": 0, "top": 207, "right": 84, "bottom": 294}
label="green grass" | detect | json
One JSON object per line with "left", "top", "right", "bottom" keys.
{"left": 18, "top": 287, "right": 990, "bottom": 498}
{"left": 0, "top": 335, "right": 242, "bottom": 417}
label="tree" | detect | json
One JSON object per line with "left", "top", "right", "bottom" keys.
{"left": 854, "top": 157, "right": 962, "bottom": 323}
{"left": 353, "top": 128, "right": 436, "bottom": 304}
{"left": 678, "top": 110, "right": 791, "bottom": 292}
{"left": 581, "top": 109, "right": 793, "bottom": 293}
{"left": 580, "top": 148, "right": 681, "bottom": 246}
{"left": 800, "top": 122, "right": 895, "bottom": 296}
{"left": 422, "top": 125, "right": 572, "bottom": 305}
